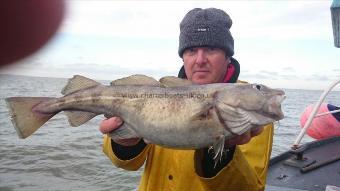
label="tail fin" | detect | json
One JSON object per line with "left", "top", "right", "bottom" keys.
{"left": 5, "top": 97, "right": 55, "bottom": 139}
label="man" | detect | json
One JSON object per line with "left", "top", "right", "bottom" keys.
{"left": 100, "top": 8, "right": 273, "bottom": 191}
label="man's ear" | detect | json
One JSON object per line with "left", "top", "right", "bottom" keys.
{"left": 225, "top": 56, "right": 231, "bottom": 64}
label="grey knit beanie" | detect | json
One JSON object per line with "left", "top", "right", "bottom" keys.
{"left": 178, "top": 8, "right": 234, "bottom": 57}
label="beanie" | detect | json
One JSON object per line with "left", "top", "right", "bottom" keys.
{"left": 178, "top": 8, "right": 234, "bottom": 57}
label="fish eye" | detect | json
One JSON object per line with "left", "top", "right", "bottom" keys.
{"left": 252, "top": 84, "right": 262, "bottom": 91}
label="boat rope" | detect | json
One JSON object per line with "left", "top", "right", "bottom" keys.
{"left": 292, "top": 79, "right": 340, "bottom": 148}
{"left": 315, "top": 108, "right": 340, "bottom": 118}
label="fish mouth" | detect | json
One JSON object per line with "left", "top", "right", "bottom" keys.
{"left": 256, "top": 110, "right": 284, "bottom": 122}
{"left": 267, "top": 95, "right": 286, "bottom": 120}
{"left": 276, "top": 94, "right": 286, "bottom": 103}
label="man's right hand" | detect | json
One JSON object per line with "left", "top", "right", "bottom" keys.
{"left": 99, "top": 117, "right": 141, "bottom": 146}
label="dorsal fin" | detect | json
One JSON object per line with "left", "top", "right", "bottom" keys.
{"left": 111, "top": 74, "right": 160, "bottom": 86}
{"left": 61, "top": 75, "right": 100, "bottom": 95}
{"left": 159, "top": 76, "right": 193, "bottom": 87}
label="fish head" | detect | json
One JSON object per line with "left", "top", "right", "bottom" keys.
{"left": 214, "top": 83, "right": 285, "bottom": 133}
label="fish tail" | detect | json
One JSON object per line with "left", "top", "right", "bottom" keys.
{"left": 5, "top": 97, "right": 56, "bottom": 139}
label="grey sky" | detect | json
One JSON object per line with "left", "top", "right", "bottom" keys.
{"left": 0, "top": 1, "right": 339, "bottom": 90}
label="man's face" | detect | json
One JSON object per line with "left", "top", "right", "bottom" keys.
{"left": 183, "top": 47, "right": 230, "bottom": 84}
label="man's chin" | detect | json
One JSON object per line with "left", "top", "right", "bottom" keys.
{"left": 191, "top": 77, "right": 212, "bottom": 85}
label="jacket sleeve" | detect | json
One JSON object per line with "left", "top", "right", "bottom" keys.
{"left": 195, "top": 123, "right": 274, "bottom": 191}
{"left": 102, "top": 134, "right": 150, "bottom": 171}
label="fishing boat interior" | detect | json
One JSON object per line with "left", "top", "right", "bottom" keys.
{"left": 266, "top": 1, "right": 340, "bottom": 190}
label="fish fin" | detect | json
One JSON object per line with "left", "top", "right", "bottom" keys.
{"left": 215, "top": 102, "right": 252, "bottom": 135}
{"left": 61, "top": 75, "right": 100, "bottom": 95}
{"left": 212, "top": 135, "right": 225, "bottom": 168}
{"left": 64, "top": 111, "right": 97, "bottom": 127}
{"left": 111, "top": 74, "right": 160, "bottom": 86}
{"left": 159, "top": 76, "right": 193, "bottom": 87}
{"left": 108, "top": 123, "right": 139, "bottom": 139}
{"left": 220, "top": 107, "right": 252, "bottom": 135}
{"left": 225, "top": 118, "right": 252, "bottom": 135}
{"left": 5, "top": 97, "right": 56, "bottom": 139}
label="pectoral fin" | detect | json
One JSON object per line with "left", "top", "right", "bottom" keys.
{"left": 111, "top": 74, "right": 160, "bottom": 86}
{"left": 215, "top": 102, "right": 252, "bottom": 135}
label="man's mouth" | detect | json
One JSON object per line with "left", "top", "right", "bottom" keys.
{"left": 194, "top": 70, "right": 210, "bottom": 74}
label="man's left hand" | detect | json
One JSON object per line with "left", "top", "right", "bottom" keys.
{"left": 225, "top": 126, "right": 264, "bottom": 147}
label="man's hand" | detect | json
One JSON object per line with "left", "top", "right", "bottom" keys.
{"left": 99, "top": 117, "right": 141, "bottom": 146}
{"left": 225, "top": 126, "right": 264, "bottom": 147}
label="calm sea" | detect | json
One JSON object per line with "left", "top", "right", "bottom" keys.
{"left": 0, "top": 74, "right": 339, "bottom": 191}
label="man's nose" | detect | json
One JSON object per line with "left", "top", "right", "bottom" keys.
{"left": 195, "top": 48, "right": 207, "bottom": 65}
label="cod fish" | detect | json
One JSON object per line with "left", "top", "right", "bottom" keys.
{"left": 6, "top": 75, "right": 285, "bottom": 160}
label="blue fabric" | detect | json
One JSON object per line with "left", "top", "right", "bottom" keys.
{"left": 327, "top": 104, "right": 340, "bottom": 122}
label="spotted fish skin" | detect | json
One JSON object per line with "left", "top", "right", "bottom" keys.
{"left": 6, "top": 75, "right": 285, "bottom": 159}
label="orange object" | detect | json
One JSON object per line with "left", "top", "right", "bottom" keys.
{"left": 300, "top": 103, "right": 340, "bottom": 139}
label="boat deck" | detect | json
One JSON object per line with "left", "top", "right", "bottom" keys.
{"left": 266, "top": 137, "right": 340, "bottom": 191}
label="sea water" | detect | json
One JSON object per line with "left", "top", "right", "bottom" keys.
{"left": 0, "top": 74, "right": 339, "bottom": 191}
